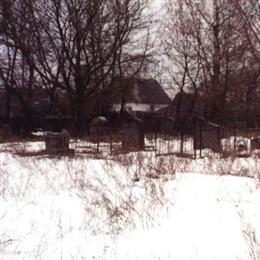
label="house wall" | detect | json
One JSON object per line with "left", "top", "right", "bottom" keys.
{"left": 112, "top": 103, "right": 168, "bottom": 112}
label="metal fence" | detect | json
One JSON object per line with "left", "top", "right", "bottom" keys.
{"left": 72, "top": 121, "right": 260, "bottom": 159}
{"left": 147, "top": 121, "right": 260, "bottom": 158}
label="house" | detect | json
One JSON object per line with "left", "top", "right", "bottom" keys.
{"left": 0, "top": 88, "right": 50, "bottom": 118}
{"left": 156, "top": 91, "right": 203, "bottom": 130}
{"left": 158, "top": 92, "right": 201, "bottom": 118}
{"left": 110, "top": 77, "right": 171, "bottom": 113}
{"left": 0, "top": 77, "right": 171, "bottom": 133}
{"left": 0, "top": 87, "right": 72, "bottom": 132}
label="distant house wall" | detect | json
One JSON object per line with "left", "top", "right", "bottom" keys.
{"left": 112, "top": 103, "right": 168, "bottom": 112}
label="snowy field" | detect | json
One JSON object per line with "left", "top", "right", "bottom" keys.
{"left": 0, "top": 141, "right": 260, "bottom": 260}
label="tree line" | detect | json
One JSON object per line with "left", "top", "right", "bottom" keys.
{"left": 0, "top": 0, "right": 259, "bottom": 135}
{"left": 161, "top": 0, "right": 259, "bottom": 125}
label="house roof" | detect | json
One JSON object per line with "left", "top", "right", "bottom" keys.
{"left": 111, "top": 77, "right": 171, "bottom": 104}
{"left": 157, "top": 92, "right": 202, "bottom": 118}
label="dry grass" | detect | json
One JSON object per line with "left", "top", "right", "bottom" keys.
{"left": 1, "top": 143, "right": 260, "bottom": 259}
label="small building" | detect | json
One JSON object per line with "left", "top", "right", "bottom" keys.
{"left": 158, "top": 92, "right": 202, "bottom": 124}
{"left": 110, "top": 77, "right": 171, "bottom": 114}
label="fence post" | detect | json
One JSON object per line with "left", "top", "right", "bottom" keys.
{"left": 97, "top": 133, "right": 99, "bottom": 153}
{"left": 199, "top": 122, "right": 202, "bottom": 158}
{"left": 110, "top": 132, "right": 112, "bottom": 155}
{"left": 180, "top": 129, "right": 184, "bottom": 155}
{"left": 193, "top": 126, "right": 197, "bottom": 159}
{"left": 154, "top": 132, "right": 157, "bottom": 154}
{"left": 234, "top": 127, "right": 237, "bottom": 153}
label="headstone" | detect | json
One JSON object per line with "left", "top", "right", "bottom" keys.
{"left": 237, "top": 139, "right": 247, "bottom": 152}
{"left": 251, "top": 137, "right": 260, "bottom": 151}
{"left": 90, "top": 116, "right": 110, "bottom": 136}
{"left": 45, "top": 129, "right": 71, "bottom": 154}
{"left": 122, "top": 117, "right": 144, "bottom": 150}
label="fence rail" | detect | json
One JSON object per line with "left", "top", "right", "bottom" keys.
{"left": 61, "top": 125, "right": 260, "bottom": 159}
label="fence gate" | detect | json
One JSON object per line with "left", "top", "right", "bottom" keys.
{"left": 193, "top": 120, "right": 222, "bottom": 158}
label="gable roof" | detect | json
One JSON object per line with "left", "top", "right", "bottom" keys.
{"left": 169, "top": 92, "right": 199, "bottom": 114}
{"left": 111, "top": 77, "right": 171, "bottom": 105}
{"left": 157, "top": 92, "right": 202, "bottom": 118}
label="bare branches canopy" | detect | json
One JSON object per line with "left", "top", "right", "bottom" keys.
{"left": 0, "top": 0, "right": 151, "bottom": 134}
{"left": 162, "top": 0, "right": 260, "bottom": 123}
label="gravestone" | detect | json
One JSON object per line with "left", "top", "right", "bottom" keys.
{"left": 251, "top": 137, "right": 260, "bottom": 152}
{"left": 122, "top": 117, "right": 144, "bottom": 150}
{"left": 90, "top": 116, "right": 110, "bottom": 136}
{"left": 45, "top": 129, "right": 71, "bottom": 154}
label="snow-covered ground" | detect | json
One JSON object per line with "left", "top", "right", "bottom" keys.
{"left": 0, "top": 141, "right": 260, "bottom": 259}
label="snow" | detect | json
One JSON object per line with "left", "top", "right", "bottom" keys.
{"left": 0, "top": 141, "right": 260, "bottom": 259}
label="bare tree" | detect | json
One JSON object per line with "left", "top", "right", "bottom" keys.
{"left": 0, "top": 0, "right": 151, "bottom": 135}
{"left": 30, "top": 0, "right": 151, "bottom": 134}
{"left": 162, "top": 0, "right": 259, "bottom": 123}
{"left": 0, "top": 0, "right": 40, "bottom": 133}
{"left": 161, "top": 0, "right": 201, "bottom": 118}
{"left": 233, "top": 0, "right": 260, "bottom": 62}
